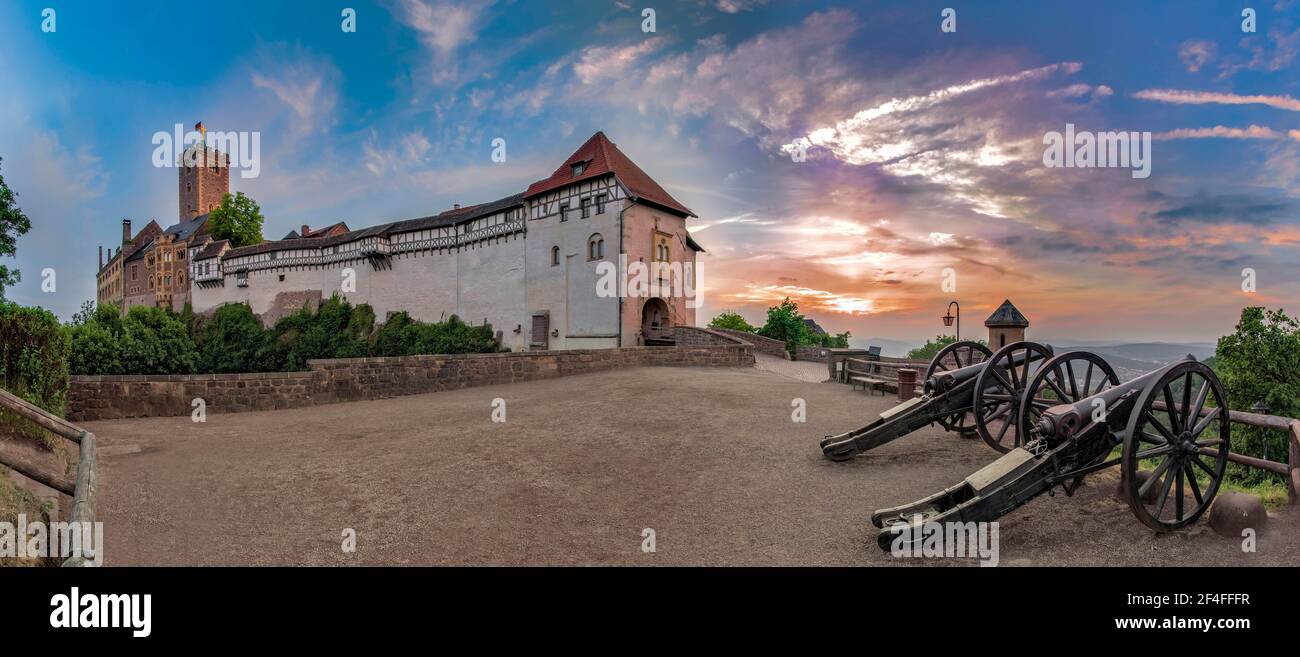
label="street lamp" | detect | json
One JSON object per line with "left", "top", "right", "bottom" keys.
{"left": 941, "top": 301, "right": 960, "bottom": 340}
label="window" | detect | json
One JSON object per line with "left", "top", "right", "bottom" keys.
{"left": 558, "top": 202, "right": 569, "bottom": 222}
{"left": 587, "top": 234, "right": 605, "bottom": 260}
{"left": 571, "top": 162, "right": 585, "bottom": 177}
{"left": 596, "top": 193, "right": 606, "bottom": 215}
{"left": 176, "top": 272, "right": 185, "bottom": 286}
{"left": 131, "top": 265, "right": 137, "bottom": 281}
{"left": 186, "top": 182, "right": 192, "bottom": 193}
{"left": 551, "top": 246, "right": 560, "bottom": 266}
{"left": 580, "top": 197, "right": 590, "bottom": 219}
{"left": 178, "top": 249, "right": 185, "bottom": 259}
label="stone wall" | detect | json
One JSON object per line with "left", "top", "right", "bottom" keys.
{"left": 709, "top": 328, "right": 789, "bottom": 359}
{"left": 794, "top": 345, "right": 831, "bottom": 362}
{"left": 67, "top": 344, "right": 754, "bottom": 422}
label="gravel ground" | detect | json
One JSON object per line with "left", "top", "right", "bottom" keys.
{"left": 84, "top": 365, "right": 1299, "bottom": 566}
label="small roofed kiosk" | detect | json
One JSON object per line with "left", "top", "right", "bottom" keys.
{"left": 984, "top": 299, "right": 1029, "bottom": 348}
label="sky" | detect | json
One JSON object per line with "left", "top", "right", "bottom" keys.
{"left": 1, "top": 0, "right": 1297, "bottom": 345}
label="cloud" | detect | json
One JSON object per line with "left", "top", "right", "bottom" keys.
{"left": 1153, "top": 125, "right": 1282, "bottom": 140}
{"left": 1146, "top": 191, "right": 1294, "bottom": 226}
{"left": 1133, "top": 88, "right": 1300, "bottom": 112}
{"left": 1177, "top": 40, "right": 1217, "bottom": 72}
{"left": 1046, "top": 83, "right": 1113, "bottom": 100}
{"left": 573, "top": 38, "right": 667, "bottom": 85}
{"left": 782, "top": 62, "right": 1082, "bottom": 166}
{"left": 249, "top": 44, "right": 341, "bottom": 137}
{"left": 389, "top": 0, "right": 495, "bottom": 83}
{"left": 714, "top": 0, "right": 768, "bottom": 13}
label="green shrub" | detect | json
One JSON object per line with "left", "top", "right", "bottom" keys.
{"left": 120, "top": 306, "right": 197, "bottom": 374}
{"left": 0, "top": 300, "right": 69, "bottom": 415}
{"left": 708, "top": 310, "right": 756, "bottom": 333}
{"left": 193, "top": 302, "right": 269, "bottom": 373}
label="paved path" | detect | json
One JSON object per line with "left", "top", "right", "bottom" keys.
{"left": 85, "top": 365, "right": 1299, "bottom": 566}
{"left": 753, "top": 353, "right": 830, "bottom": 383}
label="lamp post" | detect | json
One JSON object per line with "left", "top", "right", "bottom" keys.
{"left": 941, "top": 301, "right": 960, "bottom": 341}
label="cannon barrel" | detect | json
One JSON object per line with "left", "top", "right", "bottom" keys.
{"left": 1035, "top": 355, "right": 1197, "bottom": 441}
{"left": 924, "top": 344, "right": 1054, "bottom": 396}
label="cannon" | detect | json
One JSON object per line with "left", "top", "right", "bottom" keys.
{"left": 821, "top": 341, "right": 1053, "bottom": 461}
{"left": 869, "top": 352, "right": 1230, "bottom": 550}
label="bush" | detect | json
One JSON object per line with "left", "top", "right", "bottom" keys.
{"left": 193, "top": 303, "right": 268, "bottom": 373}
{"left": 708, "top": 310, "right": 756, "bottom": 333}
{"left": 0, "top": 300, "right": 69, "bottom": 414}
{"left": 1214, "top": 307, "right": 1300, "bottom": 487}
{"left": 65, "top": 295, "right": 505, "bottom": 376}
{"left": 371, "top": 311, "right": 501, "bottom": 357}
{"left": 67, "top": 303, "right": 197, "bottom": 375}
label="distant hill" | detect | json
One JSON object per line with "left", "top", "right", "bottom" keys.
{"left": 1059, "top": 342, "right": 1217, "bottom": 381}
{"left": 851, "top": 337, "right": 918, "bottom": 358}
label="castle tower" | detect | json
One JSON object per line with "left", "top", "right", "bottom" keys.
{"left": 984, "top": 299, "right": 1029, "bottom": 349}
{"left": 178, "top": 122, "right": 229, "bottom": 219}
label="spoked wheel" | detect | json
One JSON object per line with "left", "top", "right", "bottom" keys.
{"left": 1018, "top": 351, "right": 1121, "bottom": 442}
{"left": 924, "top": 341, "right": 992, "bottom": 436}
{"left": 1122, "top": 360, "right": 1229, "bottom": 531}
{"left": 973, "top": 341, "right": 1053, "bottom": 452}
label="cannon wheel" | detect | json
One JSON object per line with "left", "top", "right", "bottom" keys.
{"left": 924, "top": 340, "right": 993, "bottom": 435}
{"left": 1018, "top": 351, "right": 1121, "bottom": 443}
{"left": 1122, "top": 360, "right": 1229, "bottom": 531}
{"left": 973, "top": 341, "right": 1053, "bottom": 452}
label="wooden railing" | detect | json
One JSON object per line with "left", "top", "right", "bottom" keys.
{"left": 0, "top": 387, "right": 98, "bottom": 566}
{"left": 1151, "top": 400, "right": 1296, "bottom": 505}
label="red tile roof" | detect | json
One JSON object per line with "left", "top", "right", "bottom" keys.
{"left": 524, "top": 132, "right": 695, "bottom": 217}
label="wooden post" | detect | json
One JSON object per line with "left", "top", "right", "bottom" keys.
{"left": 1289, "top": 421, "right": 1299, "bottom": 505}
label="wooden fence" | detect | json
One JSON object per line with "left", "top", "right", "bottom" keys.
{"left": 0, "top": 388, "right": 98, "bottom": 566}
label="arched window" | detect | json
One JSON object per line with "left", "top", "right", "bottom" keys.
{"left": 551, "top": 246, "right": 560, "bottom": 266}
{"left": 587, "top": 234, "right": 604, "bottom": 260}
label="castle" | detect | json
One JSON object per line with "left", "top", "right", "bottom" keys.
{"left": 98, "top": 128, "right": 703, "bottom": 352}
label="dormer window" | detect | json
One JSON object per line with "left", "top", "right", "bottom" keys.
{"left": 571, "top": 162, "right": 585, "bottom": 177}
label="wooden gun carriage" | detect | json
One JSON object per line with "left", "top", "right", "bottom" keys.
{"left": 821, "top": 340, "right": 1056, "bottom": 460}
{"left": 868, "top": 351, "right": 1230, "bottom": 549}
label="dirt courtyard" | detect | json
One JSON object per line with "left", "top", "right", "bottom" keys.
{"left": 85, "top": 365, "right": 1300, "bottom": 566}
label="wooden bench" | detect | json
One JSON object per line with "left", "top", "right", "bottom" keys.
{"left": 850, "top": 375, "right": 890, "bottom": 396}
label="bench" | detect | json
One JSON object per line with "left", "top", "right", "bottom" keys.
{"left": 850, "top": 375, "right": 890, "bottom": 396}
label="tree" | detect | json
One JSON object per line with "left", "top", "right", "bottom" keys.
{"left": 906, "top": 335, "right": 986, "bottom": 361}
{"left": 819, "top": 331, "right": 851, "bottom": 349}
{"left": 1214, "top": 307, "right": 1300, "bottom": 485}
{"left": 207, "top": 191, "right": 264, "bottom": 247}
{"left": 757, "top": 297, "right": 814, "bottom": 357}
{"left": 708, "top": 310, "right": 756, "bottom": 333}
{"left": 0, "top": 157, "right": 33, "bottom": 297}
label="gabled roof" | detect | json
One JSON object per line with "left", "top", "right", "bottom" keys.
{"left": 282, "top": 230, "right": 301, "bottom": 239}
{"left": 194, "top": 239, "right": 230, "bottom": 260}
{"left": 524, "top": 132, "right": 695, "bottom": 218}
{"left": 125, "top": 239, "right": 154, "bottom": 263}
{"left": 164, "top": 213, "right": 210, "bottom": 242}
{"left": 984, "top": 299, "right": 1029, "bottom": 328}
{"left": 803, "top": 318, "right": 828, "bottom": 335}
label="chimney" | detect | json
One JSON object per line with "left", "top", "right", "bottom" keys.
{"left": 301, "top": 224, "right": 311, "bottom": 237}
{"left": 99, "top": 246, "right": 103, "bottom": 269}
{"left": 453, "top": 203, "right": 461, "bottom": 210}
{"left": 122, "top": 218, "right": 132, "bottom": 245}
